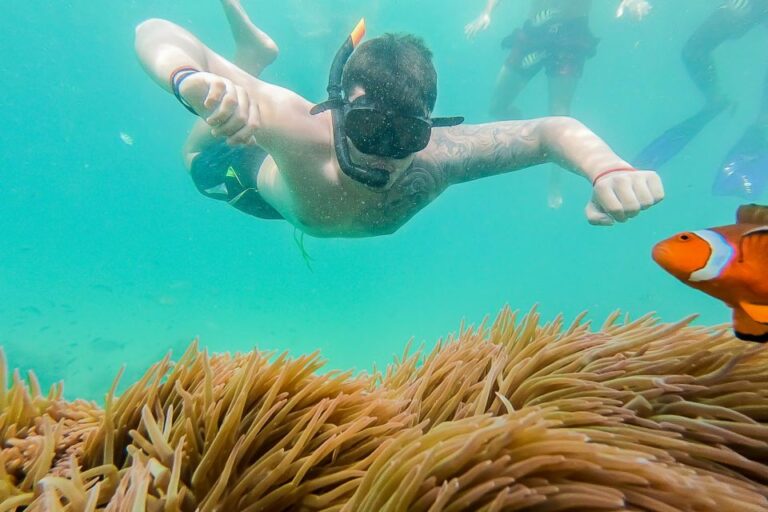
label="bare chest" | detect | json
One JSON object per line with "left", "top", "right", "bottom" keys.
{"left": 260, "top": 157, "right": 447, "bottom": 237}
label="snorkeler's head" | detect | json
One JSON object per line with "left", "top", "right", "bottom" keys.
{"left": 310, "top": 26, "right": 461, "bottom": 189}
{"left": 342, "top": 33, "right": 437, "bottom": 117}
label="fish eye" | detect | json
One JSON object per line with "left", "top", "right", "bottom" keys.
{"left": 679, "top": 234, "right": 691, "bottom": 241}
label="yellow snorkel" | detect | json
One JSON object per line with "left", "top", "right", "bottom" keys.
{"left": 350, "top": 18, "right": 366, "bottom": 47}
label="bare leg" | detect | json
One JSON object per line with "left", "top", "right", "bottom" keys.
{"left": 682, "top": 5, "right": 757, "bottom": 109}
{"left": 220, "top": 0, "right": 279, "bottom": 76}
{"left": 635, "top": 4, "right": 762, "bottom": 171}
{"left": 545, "top": 73, "right": 580, "bottom": 209}
{"left": 489, "top": 64, "right": 535, "bottom": 120}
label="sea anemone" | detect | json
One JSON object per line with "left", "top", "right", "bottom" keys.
{"left": 1, "top": 307, "right": 767, "bottom": 511}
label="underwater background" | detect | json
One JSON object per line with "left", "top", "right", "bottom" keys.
{"left": 0, "top": 0, "right": 763, "bottom": 401}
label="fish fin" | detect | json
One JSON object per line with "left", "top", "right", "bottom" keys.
{"left": 736, "top": 204, "right": 768, "bottom": 224}
{"left": 739, "top": 226, "right": 768, "bottom": 268}
{"left": 733, "top": 307, "right": 768, "bottom": 343}
{"left": 739, "top": 301, "right": 768, "bottom": 324}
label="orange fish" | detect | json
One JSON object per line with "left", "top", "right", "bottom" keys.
{"left": 652, "top": 204, "right": 768, "bottom": 342}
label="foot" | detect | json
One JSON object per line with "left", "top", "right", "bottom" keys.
{"left": 547, "top": 188, "right": 563, "bottom": 209}
{"left": 713, "top": 123, "right": 768, "bottom": 198}
{"left": 221, "top": 0, "right": 279, "bottom": 75}
{"left": 547, "top": 167, "right": 564, "bottom": 209}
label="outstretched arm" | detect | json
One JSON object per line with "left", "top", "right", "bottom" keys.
{"left": 429, "top": 117, "right": 664, "bottom": 224}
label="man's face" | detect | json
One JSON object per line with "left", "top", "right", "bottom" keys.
{"left": 346, "top": 87, "right": 417, "bottom": 187}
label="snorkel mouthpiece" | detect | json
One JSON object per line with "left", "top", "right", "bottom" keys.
{"left": 310, "top": 19, "right": 390, "bottom": 189}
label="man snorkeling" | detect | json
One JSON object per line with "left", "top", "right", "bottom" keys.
{"left": 134, "top": 0, "right": 663, "bottom": 238}
{"left": 635, "top": 0, "right": 768, "bottom": 198}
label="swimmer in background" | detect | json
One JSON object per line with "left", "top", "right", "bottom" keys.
{"left": 465, "top": 0, "right": 651, "bottom": 209}
{"left": 635, "top": 0, "right": 768, "bottom": 198}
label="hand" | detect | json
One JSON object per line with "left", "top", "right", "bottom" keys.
{"left": 586, "top": 169, "right": 664, "bottom": 226}
{"left": 616, "top": 0, "right": 652, "bottom": 21}
{"left": 465, "top": 13, "right": 491, "bottom": 39}
{"left": 725, "top": 0, "right": 750, "bottom": 12}
{"left": 178, "top": 72, "right": 260, "bottom": 145}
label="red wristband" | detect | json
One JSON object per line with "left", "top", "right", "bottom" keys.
{"left": 592, "top": 167, "right": 636, "bottom": 186}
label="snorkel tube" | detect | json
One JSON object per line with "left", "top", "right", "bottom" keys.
{"left": 310, "top": 19, "right": 390, "bottom": 189}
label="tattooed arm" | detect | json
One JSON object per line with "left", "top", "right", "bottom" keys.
{"left": 427, "top": 117, "right": 665, "bottom": 225}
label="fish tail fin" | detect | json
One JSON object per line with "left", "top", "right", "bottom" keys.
{"left": 737, "top": 204, "right": 768, "bottom": 225}
{"left": 733, "top": 307, "right": 768, "bottom": 343}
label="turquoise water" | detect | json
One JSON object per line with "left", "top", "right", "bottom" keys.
{"left": 1, "top": 0, "right": 763, "bottom": 401}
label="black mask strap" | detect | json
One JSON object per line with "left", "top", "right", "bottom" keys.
{"left": 430, "top": 116, "right": 465, "bottom": 128}
{"left": 311, "top": 19, "right": 390, "bottom": 188}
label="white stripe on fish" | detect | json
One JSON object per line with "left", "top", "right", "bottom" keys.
{"left": 689, "top": 229, "right": 735, "bottom": 282}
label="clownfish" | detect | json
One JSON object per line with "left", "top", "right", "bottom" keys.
{"left": 652, "top": 204, "right": 768, "bottom": 342}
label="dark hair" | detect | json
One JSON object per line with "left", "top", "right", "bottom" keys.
{"left": 342, "top": 33, "right": 437, "bottom": 116}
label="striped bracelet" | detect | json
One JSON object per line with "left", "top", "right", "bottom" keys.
{"left": 170, "top": 66, "right": 200, "bottom": 115}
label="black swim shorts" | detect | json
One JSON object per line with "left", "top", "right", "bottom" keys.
{"left": 501, "top": 16, "right": 599, "bottom": 79}
{"left": 190, "top": 141, "right": 283, "bottom": 219}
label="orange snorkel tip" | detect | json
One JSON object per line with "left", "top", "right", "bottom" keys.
{"left": 350, "top": 18, "right": 366, "bottom": 47}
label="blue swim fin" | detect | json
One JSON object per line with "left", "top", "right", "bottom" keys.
{"left": 712, "top": 124, "right": 768, "bottom": 198}
{"left": 634, "top": 104, "right": 725, "bottom": 170}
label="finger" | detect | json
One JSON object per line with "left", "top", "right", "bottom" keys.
{"left": 246, "top": 101, "right": 260, "bottom": 145}
{"left": 206, "top": 85, "right": 238, "bottom": 128}
{"left": 585, "top": 201, "right": 614, "bottom": 226}
{"left": 633, "top": 179, "right": 655, "bottom": 209}
{"left": 217, "top": 87, "right": 249, "bottom": 137}
{"left": 203, "top": 80, "right": 226, "bottom": 111}
{"left": 227, "top": 105, "right": 257, "bottom": 145}
{"left": 227, "top": 98, "right": 260, "bottom": 145}
{"left": 614, "top": 177, "right": 641, "bottom": 219}
{"left": 594, "top": 182, "right": 627, "bottom": 222}
{"left": 645, "top": 172, "right": 665, "bottom": 202}
{"left": 227, "top": 124, "right": 254, "bottom": 146}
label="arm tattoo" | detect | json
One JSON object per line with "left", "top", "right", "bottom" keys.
{"left": 426, "top": 121, "right": 548, "bottom": 186}
{"left": 354, "top": 120, "right": 559, "bottom": 234}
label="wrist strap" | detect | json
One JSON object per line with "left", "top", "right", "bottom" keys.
{"left": 592, "top": 166, "right": 636, "bottom": 186}
{"left": 170, "top": 66, "right": 200, "bottom": 115}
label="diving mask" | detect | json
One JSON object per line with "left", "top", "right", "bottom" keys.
{"left": 311, "top": 19, "right": 464, "bottom": 188}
